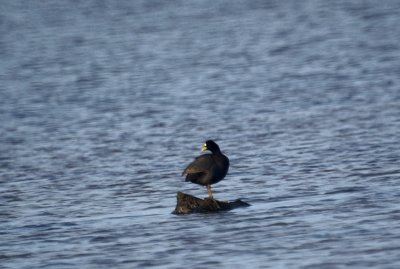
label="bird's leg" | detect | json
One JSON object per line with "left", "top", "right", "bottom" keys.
{"left": 207, "top": 184, "right": 213, "bottom": 199}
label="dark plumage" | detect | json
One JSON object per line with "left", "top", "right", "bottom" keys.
{"left": 182, "top": 140, "right": 230, "bottom": 198}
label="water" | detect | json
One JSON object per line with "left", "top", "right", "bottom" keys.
{"left": 1, "top": 0, "right": 400, "bottom": 268}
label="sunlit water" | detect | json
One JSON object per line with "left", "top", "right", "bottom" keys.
{"left": 1, "top": 1, "right": 400, "bottom": 268}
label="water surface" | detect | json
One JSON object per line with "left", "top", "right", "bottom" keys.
{"left": 1, "top": 1, "right": 400, "bottom": 268}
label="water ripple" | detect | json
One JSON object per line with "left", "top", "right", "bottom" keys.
{"left": 1, "top": 0, "right": 400, "bottom": 268}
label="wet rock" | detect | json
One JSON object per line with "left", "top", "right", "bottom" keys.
{"left": 172, "top": 191, "right": 250, "bottom": 214}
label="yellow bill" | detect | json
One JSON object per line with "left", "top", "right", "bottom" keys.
{"left": 201, "top": 144, "right": 208, "bottom": 151}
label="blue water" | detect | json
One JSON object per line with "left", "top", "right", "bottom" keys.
{"left": 1, "top": 1, "right": 400, "bottom": 268}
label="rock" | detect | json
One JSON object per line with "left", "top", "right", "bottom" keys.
{"left": 172, "top": 191, "right": 250, "bottom": 214}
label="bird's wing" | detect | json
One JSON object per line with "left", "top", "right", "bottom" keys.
{"left": 182, "top": 154, "right": 214, "bottom": 176}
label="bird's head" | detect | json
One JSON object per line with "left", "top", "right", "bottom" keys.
{"left": 201, "top": 140, "right": 221, "bottom": 153}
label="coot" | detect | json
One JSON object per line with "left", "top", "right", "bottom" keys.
{"left": 182, "top": 140, "right": 229, "bottom": 198}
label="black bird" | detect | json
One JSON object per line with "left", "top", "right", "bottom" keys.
{"left": 182, "top": 140, "right": 230, "bottom": 198}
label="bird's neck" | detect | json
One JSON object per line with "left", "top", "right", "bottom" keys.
{"left": 211, "top": 150, "right": 222, "bottom": 155}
